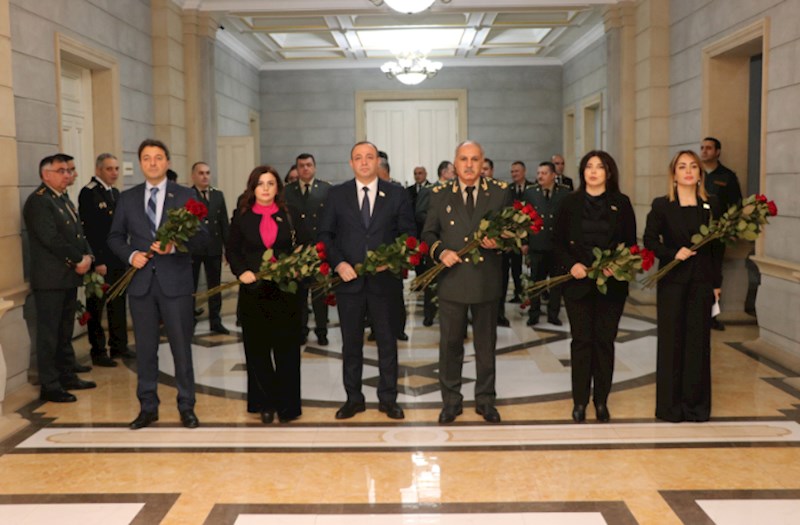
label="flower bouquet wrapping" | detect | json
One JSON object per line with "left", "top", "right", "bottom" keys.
{"left": 642, "top": 194, "right": 777, "bottom": 288}
{"left": 106, "top": 198, "right": 208, "bottom": 301}
{"left": 410, "top": 202, "right": 543, "bottom": 292}
{"left": 521, "top": 243, "right": 655, "bottom": 302}
{"left": 311, "top": 235, "right": 428, "bottom": 298}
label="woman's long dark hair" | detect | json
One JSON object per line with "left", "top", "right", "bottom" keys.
{"left": 237, "top": 165, "right": 283, "bottom": 215}
{"left": 577, "top": 150, "right": 620, "bottom": 194}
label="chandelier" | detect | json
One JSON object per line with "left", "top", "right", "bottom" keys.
{"left": 381, "top": 52, "right": 443, "bottom": 85}
{"left": 371, "top": 0, "right": 452, "bottom": 15}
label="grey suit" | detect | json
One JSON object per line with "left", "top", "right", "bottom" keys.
{"left": 108, "top": 181, "right": 208, "bottom": 413}
{"left": 422, "top": 177, "right": 512, "bottom": 407}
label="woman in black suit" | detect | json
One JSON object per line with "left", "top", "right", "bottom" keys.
{"left": 643, "top": 150, "right": 722, "bottom": 422}
{"left": 226, "top": 166, "right": 304, "bottom": 423}
{"left": 553, "top": 150, "right": 637, "bottom": 423}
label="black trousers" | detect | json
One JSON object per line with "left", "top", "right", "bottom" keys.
{"left": 500, "top": 252, "right": 523, "bottom": 308}
{"left": 299, "top": 284, "right": 328, "bottom": 338}
{"left": 438, "top": 298, "right": 498, "bottom": 407}
{"left": 417, "top": 257, "right": 437, "bottom": 321}
{"left": 34, "top": 288, "right": 79, "bottom": 390}
{"left": 655, "top": 280, "right": 713, "bottom": 422}
{"left": 528, "top": 250, "right": 562, "bottom": 322}
{"left": 87, "top": 266, "right": 128, "bottom": 355}
{"left": 239, "top": 282, "right": 302, "bottom": 419}
{"left": 193, "top": 255, "right": 223, "bottom": 324}
{"left": 337, "top": 290, "right": 398, "bottom": 404}
{"left": 564, "top": 290, "right": 625, "bottom": 406}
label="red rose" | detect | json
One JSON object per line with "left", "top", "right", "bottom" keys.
{"left": 522, "top": 204, "right": 534, "bottom": 216}
{"left": 78, "top": 311, "right": 91, "bottom": 326}
{"left": 402, "top": 269, "right": 409, "bottom": 279}
{"left": 520, "top": 300, "right": 530, "bottom": 310}
{"left": 315, "top": 242, "right": 326, "bottom": 253}
{"left": 324, "top": 293, "right": 337, "bottom": 306}
{"left": 418, "top": 241, "right": 429, "bottom": 256}
{"left": 629, "top": 244, "right": 640, "bottom": 255}
{"left": 513, "top": 200, "right": 523, "bottom": 210}
{"left": 102, "top": 283, "right": 110, "bottom": 293}
{"left": 269, "top": 256, "right": 277, "bottom": 263}
{"left": 317, "top": 251, "right": 327, "bottom": 261}
{"left": 185, "top": 198, "right": 208, "bottom": 220}
{"left": 767, "top": 200, "right": 778, "bottom": 216}
{"left": 641, "top": 249, "right": 656, "bottom": 272}
{"left": 756, "top": 194, "right": 767, "bottom": 203}
{"left": 320, "top": 262, "right": 331, "bottom": 276}
{"left": 409, "top": 254, "right": 422, "bottom": 266}
{"left": 406, "top": 236, "right": 418, "bottom": 250}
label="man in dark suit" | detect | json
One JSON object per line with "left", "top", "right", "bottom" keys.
{"left": 108, "top": 139, "right": 208, "bottom": 430}
{"left": 79, "top": 153, "right": 130, "bottom": 368}
{"left": 522, "top": 161, "right": 570, "bottom": 326}
{"left": 318, "top": 141, "right": 416, "bottom": 420}
{"left": 407, "top": 166, "right": 430, "bottom": 213}
{"left": 552, "top": 154, "right": 575, "bottom": 191}
{"left": 190, "top": 161, "right": 230, "bottom": 334}
{"left": 500, "top": 161, "right": 534, "bottom": 323}
{"left": 422, "top": 140, "right": 512, "bottom": 424}
{"left": 24, "top": 154, "right": 97, "bottom": 403}
{"left": 284, "top": 153, "right": 331, "bottom": 345}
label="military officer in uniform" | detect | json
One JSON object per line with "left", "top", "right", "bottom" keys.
{"left": 422, "top": 141, "right": 512, "bottom": 424}
{"left": 190, "top": 161, "right": 230, "bottom": 334}
{"left": 522, "top": 161, "right": 569, "bottom": 326}
{"left": 79, "top": 153, "right": 131, "bottom": 366}
{"left": 284, "top": 153, "right": 331, "bottom": 345}
{"left": 25, "top": 154, "right": 97, "bottom": 402}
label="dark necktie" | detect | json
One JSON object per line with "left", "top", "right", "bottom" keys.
{"left": 61, "top": 194, "right": 78, "bottom": 222}
{"left": 147, "top": 187, "right": 159, "bottom": 237}
{"left": 465, "top": 186, "right": 475, "bottom": 218}
{"left": 303, "top": 183, "right": 310, "bottom": 199}
{"left": 201, "top": 189, "right": 208, "bottom": 201}
{"left": 360, "top": 186, "right": 371, "bottom": 228}
{"left": 544, "top": 189, "right": 550, "bottom": 201}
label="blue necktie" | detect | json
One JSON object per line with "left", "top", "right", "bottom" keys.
{"left": 361, "top": 186, "right": 371, "bottom": 228}
{"left": 147, "top": 187, "right": 158, "bottom": 237}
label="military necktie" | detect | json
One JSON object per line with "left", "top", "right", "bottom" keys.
{"left": 465, "top": 186, "right": 475, "bottom": 218}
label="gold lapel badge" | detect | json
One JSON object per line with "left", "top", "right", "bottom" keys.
{"left": 446, "top": 205, "right": 452, "bottom": 214}
{"left": 379, "top": 190, "right": 386, "bottom": 197}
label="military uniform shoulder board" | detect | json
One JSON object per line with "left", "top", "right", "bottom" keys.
{"left": 491, "top": 179, "right": 508, "bottom": 189}
{"left": 86, "top": 180, "right": 98, "bottom": 189}
{"left": 432, "top": 182, "right": 450, "bottom": 193}
{"left": 36, "top": 187, "right": 47, "bottom": 196}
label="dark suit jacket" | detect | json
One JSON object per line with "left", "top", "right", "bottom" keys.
{"left": 643, "top": 195, "right": 723, "bottom": 288}
{"left": 558, "top": 174, "right": 574, "bottom": 191}
{"left": 191, "top": 186, "right": 229, "bottom": 257}
{"left": 422, "top": 178, "right": 513, "bottom": 304}
{"left": 318, "top": 178, "right": 415, "bottom": 296}
{"left": 107, "top": 181, "right": 208, "bottom": 298}
{"left": 703, "top": 163, "right": 742, "bottom": 211}
{"left": 408, "top": 181, "right": 432, "bottom": 235}
{"left": 284, "top": 178, "right": 331, "bottom": 245}
{"left": 24, "top": 183, "right": 92, "bottom": 290}
{"left": 522, "top": 183, "right": 570, "bottom": 252}
{"left": 552, "top": 191, "right": 637, "bottom": 301}
{"left": 79, "top": 177, "right": 124, "bottom": 270}
{"left": 510, "top": 179, "right": 534, "bottom": 201}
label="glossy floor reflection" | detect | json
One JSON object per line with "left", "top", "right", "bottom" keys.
{"left": 1, "top": 294, "right": 799, "bottom": 524}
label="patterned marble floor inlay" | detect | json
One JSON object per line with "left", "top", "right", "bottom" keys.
{"left": 15, "top": 420, "right": 800, "bottom": 451}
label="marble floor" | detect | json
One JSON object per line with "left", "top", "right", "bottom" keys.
{"left": 1, "top": 291, "right": 799, "bottom": 525}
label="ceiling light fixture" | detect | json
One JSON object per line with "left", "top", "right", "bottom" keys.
{"left": 370, "top": 0, "right": 452, "bottom": 15}
{"left": 381, "top": 51, "right": 443, "bottom": 85}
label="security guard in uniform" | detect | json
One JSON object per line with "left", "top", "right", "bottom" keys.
{"left": 25, "top": 154, "right": 97, "bottom": 402}
{"left": 79, "top": 153, "right": 130, "bottom": 366}
{"left": 422, "top": 141, "right": 512, "bottom": 424}
{"left": 522, "top": 161, "right": 570, "bottom": 326}
{"left": 284, "top": 153, "right": 331, "bottom": 345}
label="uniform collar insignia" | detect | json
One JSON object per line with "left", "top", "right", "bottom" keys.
{"left": 446, "top": 205, "right": 452, "bottom": 214}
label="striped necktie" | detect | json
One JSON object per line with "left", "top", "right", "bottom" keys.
{"left": 147, "top": 187, "right": 158, "bottom": 237}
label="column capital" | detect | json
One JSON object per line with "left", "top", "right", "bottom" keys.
{"left": 182, "top": 9, "right": 220, "bottom": 41}
{"left": 603, "top": 1, "right": 637, "bottom": 32}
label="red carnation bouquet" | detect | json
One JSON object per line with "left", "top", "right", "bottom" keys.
{"left": 642, "top": 193, "right": 777, "bottom": 288}
{"left": 107, "top": 198, "right": 208, "bottom": 300}
{"left": 522, "top": 243, "right": 656, "bottom": 301}
{"left": 312, "top": 235, "right": 428, "bottom": 297}
{"left": 410, "top": 202, "right": 543, "bottom": 291}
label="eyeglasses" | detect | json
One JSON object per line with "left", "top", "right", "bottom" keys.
{"left": 46, "top": 168, "right": 71, "bottom": 175}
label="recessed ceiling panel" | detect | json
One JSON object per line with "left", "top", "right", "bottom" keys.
{"left": 484, "top": 28, "right": 551, "bottom": 45}
{"left": 280, "top": 50, "right": 346, "bottom": 60}
{"left": 269, "top": 32, "right": 338, "bottom": 48}
{"left": 356, "top": 28, "right": 465, "bottom": 51}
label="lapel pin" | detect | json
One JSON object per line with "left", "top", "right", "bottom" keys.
{"left": 99, "top": 202, "right": 107, "bottom": 209}
{"left": 610, "top": 205, "right": 618, "bottom": 211}
{"left": 167, "top": 193, "right": 174, "bottom": 198}
{"left": 379, "top": 191, "right": 386, "bottom": 197}
{"left": 276, "top": 216, "right": 283, "bottom": 222}
{"left": 446, "top": 205, "right": 452, "bottom": 214}
{"left": 703, "top": 203, "right": 711, "bottom": 209}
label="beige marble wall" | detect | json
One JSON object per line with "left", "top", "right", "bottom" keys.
{"left": 183, "top": 10, "right": 218, "bottom": 178}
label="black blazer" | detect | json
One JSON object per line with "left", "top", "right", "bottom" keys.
{"left": 79, "top": 177, "right": 124, "bottom": 270}
{"left": 192, "top": 186, "right": 229, "bottom": 257}
{"left": 226, "top": 206, "right": 299, "bottom": 279}
{"left": 552, "top": 191, "right": 637, "bottom": 301}
{"left": 643, "top": 196, "right": 723, "bottom": 288}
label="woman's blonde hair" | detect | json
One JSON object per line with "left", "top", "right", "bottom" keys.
{"left": 667, "top": 149, "right": 708, "bottom": 202}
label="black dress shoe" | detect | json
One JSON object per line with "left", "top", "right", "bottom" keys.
{"left": 335, "top": 401, "right": 366, "bottom": 420}
{"left": 423, "top": 317, "right": 434, "bottom": 327}
{"left": 572, "top": 404, "right": 586, "bottom": 423}
{"left": 317, "top": 335, "right": 329, "bottom": 346}
{"left": 110, "top": 348, "right": 137, "bottom": 359}
{"left": 180, "top": 410, "right": 200, "bottom": 428}
{"left": 497, "top": 316, "right": 510, "bottom": 327}
{"left": 711, "top": 318, "right": 725, "bottom": 331}
{"left": 260, "top": 410, "right": 275, "bottom": 424}
{"left": 438, "top": 405, "right": 463, "bottom": 424}
{"left": 130, "top": 411, "right": 159, "bottom": 430}
{"left": 595, "top": 404, "right": 610, "bottom": 423}
{"left": 509, "top": 295, "right": 522, "bottom": 304}
{"left": 397, "top": 332, "right": 409, "bottom": 341}
{"left": 378, "top": 402, "right": 405, "bottom": 420}
{"left": 194, "top": 307, "right": 205, "bottom": 316}
{"left": 527, "top": 317, "right": 539, "bottom": 326}
{"left": 210, "top": 323, "right": 230, "bottom": 335}
{"left": 279, "top": 413, "right": 301, "bottom": 423}
{"left": 73, "top": 363, "right": 92, "bottom": 373}
{"left": 91, "top": 354, "right": 118, "bottom": 367}
{"left": 476, "top": 404, "right": 501, "bottom": 423}
{"left": 40, "top": 388, "right": 77, "bottom": 403}
{"left": 60, "top": 378, "right": 97, "bottom": 390}
{"left": 547, "top": 317, "right": 563, "bottom": 326}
